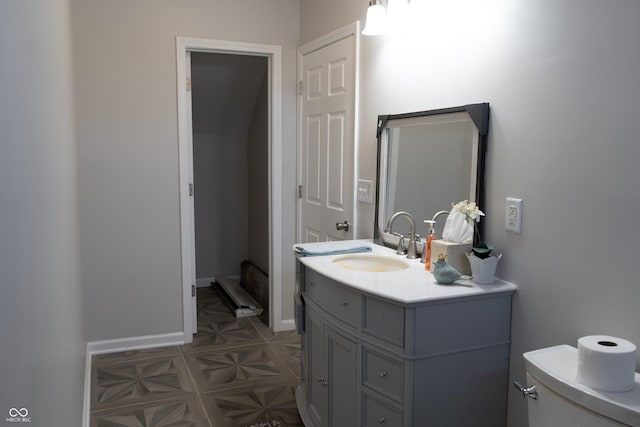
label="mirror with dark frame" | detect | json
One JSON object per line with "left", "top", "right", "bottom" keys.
{"left": 373, "top": 103, "right": 490, "bottom": 250}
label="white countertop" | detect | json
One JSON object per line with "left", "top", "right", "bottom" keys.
{"left": 295, "top": 240, "right": 517, "bottom": 304}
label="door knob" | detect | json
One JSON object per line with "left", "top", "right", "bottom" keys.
{"left": 336, "top": 221, "right": 350, "bottom": 232}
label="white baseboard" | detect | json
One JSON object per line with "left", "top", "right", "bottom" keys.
{"left": 277, "top": 318, "right": 296, "bottom": 332}
{"left": 83, "top": 331, "right": 186, "bottom": 426}
{"left": 87, "top": 332, "right": 185, "bottom": 355}
{"left": 197, "top": 275, "right": 241, "bottom": 288}
{"left": 196, "top": 276, "right": 215, "bottom": 288}
{"left": 82, "top": 348, "right": 92, "bottom": 427}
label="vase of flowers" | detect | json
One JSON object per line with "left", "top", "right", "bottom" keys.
{"left": 450, "top": 200, "right": 501, "bottom": 284}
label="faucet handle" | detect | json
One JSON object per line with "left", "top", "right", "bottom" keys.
{"left": 393, "top": 232, "right": 407, "bottom": 255}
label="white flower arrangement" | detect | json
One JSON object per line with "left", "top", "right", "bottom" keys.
{"left": 451, "top": 200, "right": 485, "bottom": 223}
{"left": 450, "top": 200, "right": 494, "bottom": 259}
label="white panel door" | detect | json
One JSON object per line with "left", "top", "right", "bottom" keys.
{"left": 299, "top": 30, "right": 357, "bottom": 243}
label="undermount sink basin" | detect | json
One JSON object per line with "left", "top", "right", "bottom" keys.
{"left": 332, "top": 254, "right": 410, "bottom": 272}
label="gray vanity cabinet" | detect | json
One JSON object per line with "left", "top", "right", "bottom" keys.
{"left": 296, "top": 262, "right": 514, "bottom": 427}
{"left": 305, "top": 302, "right": 358, "bottom": 427}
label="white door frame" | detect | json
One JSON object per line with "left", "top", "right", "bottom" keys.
{"left": 297, "top": 22, "right": 360, "bottom": 242}
{"left": 176, "top": 37, "right": 283, "bottom": 342}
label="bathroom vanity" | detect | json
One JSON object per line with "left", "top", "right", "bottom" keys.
{"left": 295, "top": 242, "right": 517, "bottom": 427}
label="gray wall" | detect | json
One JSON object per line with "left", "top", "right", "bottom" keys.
{"left": 0, "top": 0, "right": 85, "bottom": 424}
{"left": 300, "top": 0, "right": 640, "bottom": 425}
{"left": 72, "top": 0, "right": 299, "bottom": 341}
{"left": 193, "top": 131, "right": 249, "bottom": 278}
{"left": 247, "top": 71, "right": 270, "bottom": 273}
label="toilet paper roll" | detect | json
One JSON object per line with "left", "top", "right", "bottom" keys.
{"left": 576, "top": 335, "right": 637, "bottom": 392}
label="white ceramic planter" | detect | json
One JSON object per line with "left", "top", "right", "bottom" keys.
{"left": 466, "top": 252, "right": 502, "bottom": 284}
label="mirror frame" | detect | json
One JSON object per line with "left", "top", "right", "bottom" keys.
{"left": 373, "top": 103, "right": 490, "bottom": 248}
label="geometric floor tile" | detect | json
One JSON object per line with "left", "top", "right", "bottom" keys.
{"left": 270, "top": 340, "right": 301, "bottom": 378}
{"left": 247, "top": 317, "right": 300, "bottom": 344}
{"left": 197, "top": 299, "right": 237, "bottom": 322}
{"left": 92, "top": 356, "right": 195, "bottom": 411}
{"left": 183, "top": 344, "right": 295, "bottom": 393}
{"left": 200, "top": 383, "right": 303, "bottom": 427}
{"left": 93, "top": 346, "right": 182, "bottom": 366}
{"left": 90, "top": 395, "right": 210, "bottom": 427}
{"left": 180, "top": 318, "right": 265, "bottom": 353}
{"left": 90, "top": 286, "right": 303, "bottom": 427}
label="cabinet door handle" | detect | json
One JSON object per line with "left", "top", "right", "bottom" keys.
{"left": 309, "top": 281, "right": 315, "bottom": 286}
{"left": 317, "top": 377, "right": 327, "bottom": 386}
{"left": 377, "top": 417, "right": 386, "bottom": 423}
{"left": 341, "top": 299, "right": 349, "bottom": 306}
{"left": 379, "top": 371, "right": 388, "bottom": 377}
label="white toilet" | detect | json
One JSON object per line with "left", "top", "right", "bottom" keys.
{"left": 519, "top": 345, "right": 640, "bottom": 426}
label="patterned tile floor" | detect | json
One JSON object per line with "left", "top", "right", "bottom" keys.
{"left": 90, "top": 286, "right": 302, "bottom": 427}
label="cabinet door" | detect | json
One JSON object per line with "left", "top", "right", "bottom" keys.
{"left": 327, "top": 327, "right": 357, "bottom": 427}
{"left": 307, "top": 306, "right": 327, "bottom": 427}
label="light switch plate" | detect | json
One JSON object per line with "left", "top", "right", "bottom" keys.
{"left": 505, "top": 197, "right": 523, "bottom": 233}
{"left": 357, "top": 179, "right": 373, "bottom": 204}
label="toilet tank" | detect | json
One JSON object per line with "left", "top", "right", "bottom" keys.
{"left": 522, "top": 345, "right": 640, "bottom": 427}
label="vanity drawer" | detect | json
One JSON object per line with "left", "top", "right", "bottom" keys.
{"left": 363, "top": 296, "right": 404, "bottom": 347}
{"left": 363, "top": 393, "right": 403, "bottom": 427}
{"left": 363, "top": 348, "right": 404, "bottom": 403}
{"left": 305, "top": 269, "right": 360, "bottom": 327}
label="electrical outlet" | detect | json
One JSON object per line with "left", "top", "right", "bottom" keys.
{"left": 505, "top": 197, "right": 523, "bottom": 233}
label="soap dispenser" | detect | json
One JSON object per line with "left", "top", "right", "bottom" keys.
{"left": 422, "top": 220, "right": 436, "bottom": 270}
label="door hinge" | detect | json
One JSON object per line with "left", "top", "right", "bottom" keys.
{"left": 186, "top": 77, "right": 191, "bottom": 92}
{"left": 298, "top": 185, "right": 302, "bottom": 199}
{"left": 192, "top": 284, "right": 196, "bottom": 297}
{"left": 189, "top": 183, "right": 194, "bottom": 197}
{"left": 298, "top": 81, "right": 303, "bottom": 96}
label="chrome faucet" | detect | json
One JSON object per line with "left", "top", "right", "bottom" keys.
{"left": 431, "top": 210, "right": 449, "bottom": 222}
{"left": 385, "top": 211, "right": 418, "bottom": 259}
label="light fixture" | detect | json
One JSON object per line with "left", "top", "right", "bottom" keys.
{"left": 362, "top": 0, "right": 388, "bottom": 36}
{"left": 387, "top": 0, "right": 410, "bottom": 34}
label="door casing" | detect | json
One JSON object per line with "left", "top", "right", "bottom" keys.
{"left": 176, "top": 37, "right": 284, "bottom": 342}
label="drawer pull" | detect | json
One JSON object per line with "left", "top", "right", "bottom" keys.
{"left": 377, "top": 417, "right": 386, "bottom": 423}
{"left": 341, "top": 299, "right": 349, "bottom": 306}
{"left": 379, "top": 371, "right": 388, "bottom": 377}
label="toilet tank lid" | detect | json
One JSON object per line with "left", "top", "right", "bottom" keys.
{"left": 524, "top": 345, "right": 640, "bottom": 426}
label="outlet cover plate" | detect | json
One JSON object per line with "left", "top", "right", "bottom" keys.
{"left": 357, "top": 179, "right": 373, "bottom": 204}
{"left": 505, "top": 197, "right": 523, "bottom": 233}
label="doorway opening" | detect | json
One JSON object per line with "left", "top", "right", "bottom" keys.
{"left": 176, "top": 37, "right": 284, "bottom": 343}
{"left": 191, "top": 51, "right": 269, "bottom": 319}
